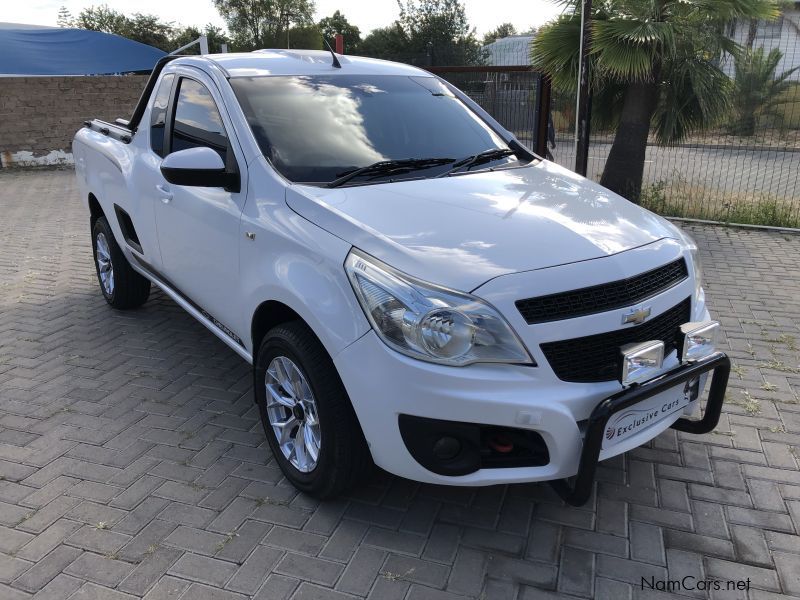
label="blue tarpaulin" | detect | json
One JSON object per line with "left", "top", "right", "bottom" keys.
{"left": 0, "top": 27, "right": 166, "bottom": 75}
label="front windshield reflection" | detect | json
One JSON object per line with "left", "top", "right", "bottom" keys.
{"left": 247, "top": 76, "right": 386, "bottom": 169}
{"left": 231, "top": 74, "right": 508, "bottom": 184}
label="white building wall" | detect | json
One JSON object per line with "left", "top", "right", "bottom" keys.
{"left": 483, "top": 36, "right": 534, "bottom": 66}
{"left": 723, "top": 10, "right": 800, "bottom": 81}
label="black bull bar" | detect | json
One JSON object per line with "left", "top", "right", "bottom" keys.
{"left": 550, "top": 352, "right": 730, "bottom": 506}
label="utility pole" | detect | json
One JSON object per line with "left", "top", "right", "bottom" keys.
{"left": 285, "top": 11, "right": 295, "bottom": 48}
{"left": 574, "top": 0, "right": 592, "bottom": 176}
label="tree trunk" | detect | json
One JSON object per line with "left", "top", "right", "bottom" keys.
{"left": 599, "top": 80, "right": 660, "bottom": 203}
{"left": 746, "top": 19, "right": 757, "bottom": 50}
{"left": 739, "top": 113, "right": 757, "bottom": 137}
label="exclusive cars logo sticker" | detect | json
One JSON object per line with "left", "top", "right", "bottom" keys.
{"left": 603, "top": 388, "right": 694, "bottom": 449}
{"left": 622, "top": 306, "right": 652, "bottom": 325}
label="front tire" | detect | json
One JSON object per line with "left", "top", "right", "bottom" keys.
{"left": 255, "top": 322, "right": 371, "bottom": 498}
{"left": 91, "top": 217, "right": 150, "bottom": 309}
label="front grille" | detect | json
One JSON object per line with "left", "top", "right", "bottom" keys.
{"left": 516, "top": 258, "right": 688, "bottom": 324}
{"left": 540, "top": 298, "right": 691, "bottom": 383}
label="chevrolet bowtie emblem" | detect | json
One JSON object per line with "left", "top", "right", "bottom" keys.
{"left": 622, "top": 307, "right": 652, "bottom": 325}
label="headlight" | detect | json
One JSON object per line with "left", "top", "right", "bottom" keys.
{"left": 345, "top": 249, "right": 532, "bottom": 366}
{"left": 677, "top": 228, "right": 703, "bottom": 300}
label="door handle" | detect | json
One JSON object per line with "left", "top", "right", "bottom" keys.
{"left": 156, "top": 184, "right": 173, "bottom": 203}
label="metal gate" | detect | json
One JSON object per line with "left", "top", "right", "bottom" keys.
{"left": 428, "top": 66, "right": 551, "bottom": 158}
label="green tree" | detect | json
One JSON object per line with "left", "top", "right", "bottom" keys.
{"left": 125, "top": 14, "right": 174, "bottom": 50}
{"left": 171, "top": 24, "right": 231, "bottom": 54}
{"left": 360, "top": 24, "right": 410, "bottom": 60}
{"left": 397, "top": 0, "right": 483, "bottom": 65}
{"left": 482, "top": 22, "right": 516, "bottom": 46}
{"left": 730, "top": 46, "right": 799, "bottom": 136}
{"left": 57, "top": 6, "right": 74, "bottom": 28}
{"left": 532, "top": 0, "right": 778, "bottom": 202}
{"left": 212, "top": 0, "right": 315, "bottom": 51}
{"left": 74, "top": 5, "right": 174, "bottom": 51}
{"left": 286, "top": 24, "right": 324, "bottom": 49}
{"left": 74, "top": 5, "right": 129, "bottom": 35}
{"left": 360, "top": 0, "right": 482, "bottom": 65}
{"left": 318, "top": 10, "right": 362, "bottom": 53}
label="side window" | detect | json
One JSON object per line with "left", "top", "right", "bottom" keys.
{"left": 149, "top": 74, "right": 174, "bottom": 157}
{"left": 170, "top": 78, "right": 228, "bottom": 163}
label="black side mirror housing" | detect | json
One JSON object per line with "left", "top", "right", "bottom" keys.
{"left": 160, "top": 147, "right": 240, "bottom": 192}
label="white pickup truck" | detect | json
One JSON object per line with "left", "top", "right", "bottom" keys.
{"left": 73, "top": 50, "right": 730, "bottom": 504}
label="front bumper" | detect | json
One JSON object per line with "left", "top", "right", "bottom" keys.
{"left": 550, "top": 351, "right": 730, "bottom": 505}
{"left": 333, "top": 330, "right": 724, "bottom": 489}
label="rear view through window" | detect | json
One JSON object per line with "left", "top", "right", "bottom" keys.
{"left": 171, "top": 78, "right": 229, "bottom": 162}
{"left": 149, "top": 74, "right": 174, "bottom": 157}
{"left": 231, "top": 75, "right": 509, "bottom": 184}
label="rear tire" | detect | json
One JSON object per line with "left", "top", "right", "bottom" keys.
{"left": 254, "top": 321, "right": 371, "bottom": 498}
{"left": 91, "top": 216, "right": 150, "bottom": 309}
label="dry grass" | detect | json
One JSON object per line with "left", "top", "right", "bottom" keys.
{"left": 775, "top": 82, "right": 800, "bottom": 131}
{"left": 640, "top": 180, "right": 800, "bottom": 228}
{"left": 551, "top": 120, "right": 800, "bottom": 150}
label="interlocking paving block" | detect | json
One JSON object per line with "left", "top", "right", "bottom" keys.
{"left": 12, "top": 544, "right": 81, "bottom": 592}
{"left": 117, "top": 547, "right": 182, "bottom": 596}
{"left": 64, "top": 552, "right": 135, "bottom": 587}
{"left": 168, "top": 552, "right": 237, "bottom": 588}
{"left": 225, "top": 545, "right": 283, "bottom": 595}
{"left": 0, "top": 553, "right": 33, "bottom": 585}
{"left": 1, "top": 171, "right": 799, "bottom": 599}
{"left": 273, "top": 552, "right": 344, "bottom": 587}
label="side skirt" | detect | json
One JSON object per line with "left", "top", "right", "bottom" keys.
{"left": 129, "top": 254, "right": 253, "bottom": 364}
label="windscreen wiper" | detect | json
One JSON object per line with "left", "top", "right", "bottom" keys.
{"left": 328, "top": 157, "right": 455, "bottom": 188}
{"left": 436, "top": 148, "right": 517, "bottom": 178}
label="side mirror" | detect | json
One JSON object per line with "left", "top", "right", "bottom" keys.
{"left": 160, "top": 147, "right": 239, "bottom": 190}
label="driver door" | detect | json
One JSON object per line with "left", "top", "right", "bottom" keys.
{"left": 154, "top": 73, "right": 248, "bottom": 346}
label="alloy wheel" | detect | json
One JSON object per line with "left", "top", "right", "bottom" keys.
{"left": 95, "top": 232, "right": 114, "bottom": 295}
{"left": 265, "top": 355, "right": 322, "bottom": 472}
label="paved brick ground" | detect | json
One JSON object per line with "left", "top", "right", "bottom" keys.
{"left": 1, "top": 169, "right": 799, "bottom": 600}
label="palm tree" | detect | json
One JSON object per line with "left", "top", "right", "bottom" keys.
{"left": 532, "top": 0, "right": 778, "bottom": 202}
{"left": 730, "top": 47, "right": 799, "bottom": 136}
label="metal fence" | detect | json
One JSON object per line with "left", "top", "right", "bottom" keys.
{"left": 414, "top": 18, "right": 800, "bottom": 229}
{"left": 547, "top": 62, "right": 800, "bottom": 229}
{"left": 427, "top": 66, "right": 547, "bottom": 152}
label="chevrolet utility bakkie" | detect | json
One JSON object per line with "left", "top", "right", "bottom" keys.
{"left": 73, "top": 50, "right": 729, "bottom": 504}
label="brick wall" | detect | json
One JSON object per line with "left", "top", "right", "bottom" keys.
{"left": 0, "top": 75, "right": 148, "bottom": 167}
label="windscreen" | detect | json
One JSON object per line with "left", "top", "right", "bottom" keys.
{"left": 230, "top": 74, "right": 509, "bottom": 184}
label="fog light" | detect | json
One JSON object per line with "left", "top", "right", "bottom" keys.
{"left": 432, "top": 436, "right": 461, "bottom": 461}
{"left": 620, "top": 340, "right": 665, "bottom": 385}
{"left": 679, "top": 321, "right": 719, "bottom": 362}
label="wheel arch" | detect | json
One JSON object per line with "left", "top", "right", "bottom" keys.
{"left": 251, "top": 300, "right": 306, "bottom": 362}
{"left": 88, "top": 192, "right": 104, "bottom": 227}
